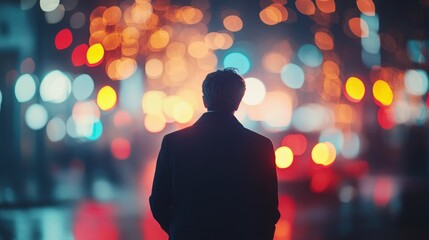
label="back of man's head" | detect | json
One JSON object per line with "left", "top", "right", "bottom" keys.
{"left": 202, "top": 68, "right": 246, "bottom": 112}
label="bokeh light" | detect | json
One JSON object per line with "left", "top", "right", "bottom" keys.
{"left": 281, "top": 134, "right": 307, "bottom": 156}
{"left": 111, "top": 138, "right": 131, "bottom": 160}
{"left": 87, "top": 43, "right": 105, "bottom": 65}
{"left": 311, "top": 142, "right": 336, "bottom": 166}
{"left": 142, "top": 91, "right": 166, "bottom": 115}
{"left": 46, "top": 117, "right": 66, "bottom": 142}
{"left": 275, "top": 146, "right": 294, "bottom": 169}
{"left": 70, "top": 12, "right": 86, "bottom": 29}
{"left": 342, "top": 132, "right": 361, "bottom": 159}
{"left": 172, "top": 100, "right": 194, "bottom": 124}
{"left": 20, "top": 57, "right": 36, "bottom": 74}
{"left": 297, "top": 44, "right": 322, "bottom": 67}
{"left": 242, "top": 77, "right": 266, "bottom": 105}
{"left": 72, "top": 44, "right": 89, "bottom": 67}
{"left": 223, "top": 52, "right": 251, "bottom": 75}
{"left": 40, "top": 0, "right": 59, "bottom": 12}
{"left": 292, "top": 104, "right": 331, "bottom": 132}
{"left": 260, "top": 91, "right": 293, "bottom": 131}
{"left": 144, "top": 114, "right": 166, "bottom": 133}
{"left": 378, "top": 107, "right": 395, "bottom": 130}
{"left": 25, "top": 104, "right": 48, "bottom": 130}
{"left": 15, "top": 74, "right": 36, "bottom": 103}
{"left": 319, "top": 128, "right": 344, "bottom": 154}
{"left": 345, "top": 76, "right": 365, "bottom": 102}
{"left": 40, "top": 70, "right": 72, "bottom": 103}
{"left": 73, "top": 74, "right": 94, "bottom": 101}
{"left": 45, "top": 4, "right": 65, "bottom": 24}
{"left": 97, "top": 86, "right": 117, "bottom": 111}
{"left": 281, "top": 63, "right": 305, "bottom": 89}
{"left": 372, "top": 80, "right": 393, "bottom": 106}
{"left": 223, "top": 15, "right": 243, "bottom": 32}
{"left": 348, "top": 17, "right": 369, "bottom": 38}
{"left": 404, "top": 69, "right": 428, "bottom": 96}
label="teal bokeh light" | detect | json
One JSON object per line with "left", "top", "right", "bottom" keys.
{"left": 223, "top": 52, "right": 251, "bottom": 74}
{"left": 298, "top": 44, "right": 323, "bottom": 67}
{"left": 88, "top": 120, "right": 103, "bottom": 141}
{"left": 280, "top": 63, "right": 305, "bottom": 89}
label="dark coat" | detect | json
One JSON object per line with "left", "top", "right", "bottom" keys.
{"left": 150, "top": 112, "right": 280, "bottom": 240}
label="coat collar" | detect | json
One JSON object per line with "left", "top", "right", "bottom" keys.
{"left": 194, "top": 111, "right": 243, "bottom": 128}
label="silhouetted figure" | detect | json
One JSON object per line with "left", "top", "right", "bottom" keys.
{"left": 150, "top": 69, "right": 280, "bottom": 240}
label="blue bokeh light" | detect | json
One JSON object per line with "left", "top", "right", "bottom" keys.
{"left": 281, "top": 63, "right": 305, "bottom": 89}
{"left": 223, "top": 52, "right": 251, "bottom": 74}
{"left": 297, "top": 44, "right": 323, "bottom": 67}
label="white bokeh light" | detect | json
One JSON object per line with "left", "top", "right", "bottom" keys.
{"left": 40, "top": 70, "right": 72, "bottom": 103}
{"left": 72, "top": 74, "right": 94, "bottom": 101}
{"left": 243, "top": 77, "right": 266, "bottom": 105}
{"left": 25, "top": 104, "right": 48, "bottom": 130}
{"left": 15, "top": 74, "right": 36, "bottom": 103}
{"left": 40, "top": 0, "right": 60, "bottom": 12}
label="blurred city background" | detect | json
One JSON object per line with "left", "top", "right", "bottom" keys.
{"left": 0, "top": 0, "right": 428, "bottom": 239}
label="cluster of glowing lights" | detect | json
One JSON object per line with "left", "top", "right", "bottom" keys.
{"left": 345, "top": 77, "right": 365, "bottom": 102}
{"left": 372, "top": 80, "right": 393, "bottom": 106}
{"left": 275, "top": 146, "right": 294, "bottom": 169}
{"left": 97, "top": 86, "right": 117, "bottom": 111}
{"left": 311, "top": 142, "right": 337, "bottom": 166}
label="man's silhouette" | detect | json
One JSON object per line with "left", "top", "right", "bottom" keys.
{"left": 150, "top": 69, "right": 280, "bottom": 240}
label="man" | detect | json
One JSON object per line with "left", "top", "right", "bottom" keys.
{"left": 150, "top": 68, "right": 280, "bottom": 240}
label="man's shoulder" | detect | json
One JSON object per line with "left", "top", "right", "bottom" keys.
{"left": 163, "top": 126, "right": 195, "bottom": 140}
{"left": 241, "top": 127, "right": 273, "bottom": 146}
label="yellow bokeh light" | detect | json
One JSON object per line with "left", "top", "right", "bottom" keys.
{"left": 173, "top": 100, "right": 194, "bottom": 124}
{"left": 223, "top": 15, "right": 243, "bottom": 32}
{"left": 275, "top": 146, "right": 294, "bottom": 169}
{"left": 163, "top": 95, "right": 182, "bottom": 121}
{"left": 149, "top": 30, "right": 170, "bottom": 50}
{"left": 373, "top": 80, "right": 393, "bottom": 106}
{"left": 142, "top": 91, "right": 166, "bottom": 115}
{"left": 311, "top": 142, "right": 336, "bottom": 166}
{"left": 345, "top": 77, "right": 365, "bottom": 102}
{"left": 144, "top": 114, "right": 166, "bottom": 133}
{"left": 87, "top": 43, "right": 105, "bottom": 65}
{"left": 97, "top": 86, "right": 117, "bottom": 111}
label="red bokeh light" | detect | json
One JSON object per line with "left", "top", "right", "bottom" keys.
{"left": 111, "top": 138, "right": 131, "bottom": 160}
{"left": 55, "top": 28, "right": 73, "bottom": 50}
{"left": 373, "top": 176, "right": 394, "bottom": 207}
{"left": 73, "top": 201, "right": 119, "bottom": 240}
{"left": 377, "top": 107, "right": 395, "bottom": 130}
{"left": 281, "top": 134, "right": 307, "bottom": 156}
{"left": 72, "top": 44, "right": 89, "bottom": 67}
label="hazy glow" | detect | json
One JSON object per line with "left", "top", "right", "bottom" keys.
{"left": 40, "top": 70, "right": 72, "bottom": 103}
{"left": 97, "top": 86, "right": 117, "bottom": 111}
{"left": 40, "top": 0, "right": 59, "bottom": 12}
{"left": 298, "top": 44, "right": 322, "bottom": 67}
{"left": 342, "top": 132, "right": 361, "bottom": 159}
{"left": 15, "top": 74, "right": 36, "bottom": 103}
{"left": 144, "top": 114, "right": 166, "bottom": 133}
{"left": 25, "top": 104, "right": 48, "bottom": 130}
{"left": 223, "top": 52, "right": 251, "bottom": 75}
{"left": 145, "top": 58, "right": 163, "bottom": 78}
{"left": 243, "top": 77, "right": 266, "bottom": 105}
{"left": 46, "top": 117, "right": 66, "bottom": 142}
{"left": 111, "top": 138, "right": 131, "bottom": 160}
{"left": 0, "top": 90, "right": 2, "bottom": 111}
{"left": 281, "top": 63, "right": 305, "bottom": 89}
{"left": 311, "top": 142, "right": 336, "bottom": 166}
{"left": 372, "top": 80, "right": 393, "bottom": 106}
{"left": 73, "top": 74, "right": 94, "bottom": 100}
{"left": 86, "top": 43, "right": 104, "bottom": 65}
{"left": 275, "top": 146, "right": 294, "bottom": 169}
{"left": 404, "top": 69, "right": 428, "bottom": 96}
{"left": 260, "top": 91, "right": 293, "bottom": 131}
{"left": 319, "top": 128, "right": 344, "bottom": 154}
{"left": 345, "top": 77, "right": 365, "bottom": 102}
{"left": 142, "top": 91, "right": 166, "bottom": 115}
{"left": 292, "top": 104, "right": 331, "bottom": 132}
{"left": 173, "top": 100, "right": 194, "bottom": 124}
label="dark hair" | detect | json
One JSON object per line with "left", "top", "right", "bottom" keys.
{"left": 202, "top": 68, "right": 246, "bottom": 112}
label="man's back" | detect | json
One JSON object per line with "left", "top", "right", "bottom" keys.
{"left": 150, "top": 112, "right": 280, "bottom": 240}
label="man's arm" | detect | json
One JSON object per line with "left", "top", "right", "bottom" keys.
{"left": 149, "top": 136, "right": 173, "bottom": 233}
